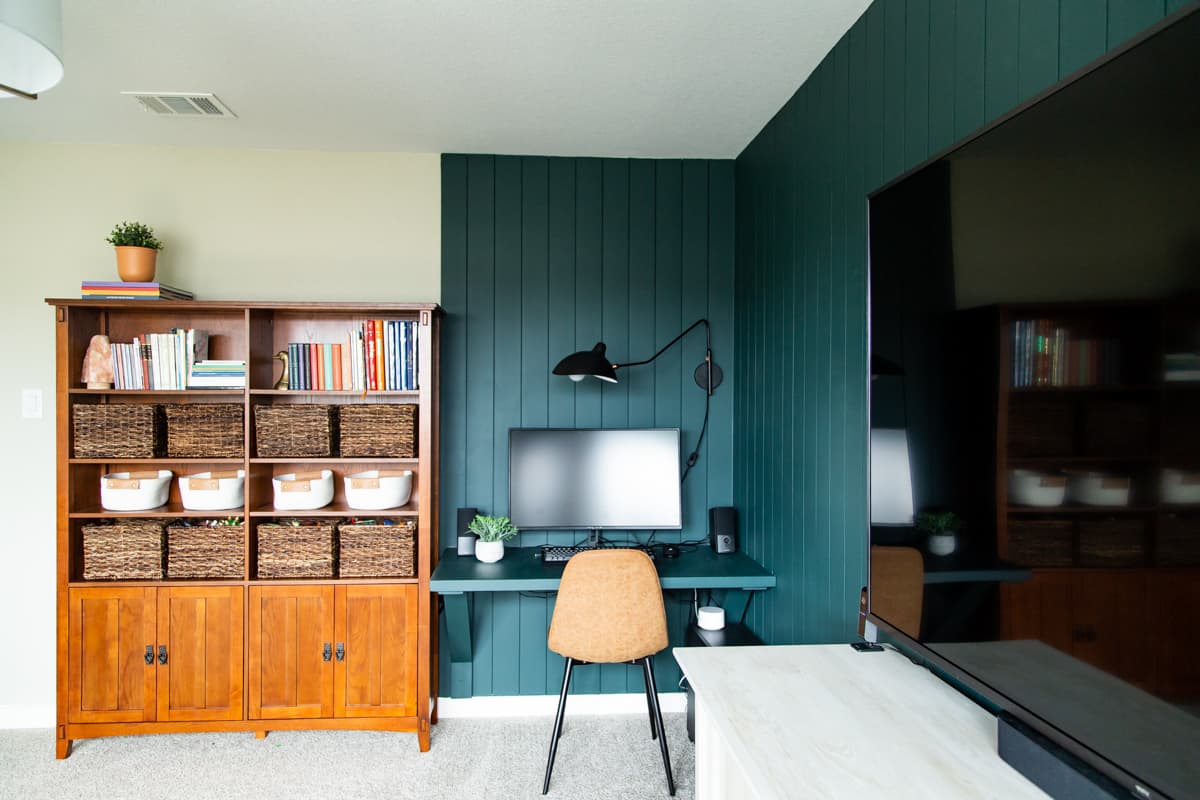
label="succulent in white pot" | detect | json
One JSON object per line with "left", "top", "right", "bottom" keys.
{"left": 468, "top": 514, "right": 519, "bottom": 563}
{"left": 917, "top": 510, "right": 962, "bottom": 556}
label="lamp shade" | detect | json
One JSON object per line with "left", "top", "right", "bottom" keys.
{"left": 552, "top": 342, "right": 618, "bottom": 383}
{"left": 0, "top": 0, "right": 64, "bottom": 97}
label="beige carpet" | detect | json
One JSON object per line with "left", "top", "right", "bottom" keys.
{"left": 0, "top": 714, "right": 692, "bottom": 800}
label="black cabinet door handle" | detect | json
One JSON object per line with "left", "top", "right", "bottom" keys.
{"left": 335, "top": 643, "right": 345, "bottom": 662}
{"left": 323, "top": 642, "right": 332, "bottom": 662}
{"left": 157, "top": 645, "right": 168, "bottom": 665}
{"left": 144, "top": 645, "right": 154, "bottom": 666}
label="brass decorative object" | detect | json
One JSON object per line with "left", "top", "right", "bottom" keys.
{"left": 272, "top": 349, "right": 289, "bottom": 390}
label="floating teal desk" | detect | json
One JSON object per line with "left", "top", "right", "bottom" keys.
{"left": 431, "top": 546, "right": 777, "bottom": 698}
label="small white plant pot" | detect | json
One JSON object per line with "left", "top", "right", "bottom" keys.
{"left": 475, "top": 540, "right": 505, "bottom": 563}
{"left": 928, "top": 533, "right": 957, "bottom": 556}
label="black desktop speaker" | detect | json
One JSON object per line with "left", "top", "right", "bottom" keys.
{"left": 709, "top": 506, "right": 737, "bottom": 554}
{"left": 456, "top": 507, "right": 479, "bottom": 556}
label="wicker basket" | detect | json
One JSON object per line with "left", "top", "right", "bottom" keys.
{"left": 82, "top": 520, "right": 165, "bottom": 580}
{"left": 1079, "top": 519, "right": 1145, "bottom": 567}
{"left": 73, "top": 404, "right": 163, "bottom": 458}
{"left": 1007, "top": 519, "right": 1074, "bottom": 567}
{"left": 338, "top": 404, "right": 417, "bottom": 457}
{"left": 256, "top": 520, "right": 336, "bottom": 578}
{"left": 1157, "top": 515, "right": 1200, "bottom": 566}
{"left": 338, "top": 520, "right": 416, "bottom": 577}
{"left": 254, "top": 405, "right": 337, "bottom": 457}
{"left": 1007, "top": 400, "right": 1073, "bottom": 457}
{"left": 165, "top": 404, "right": 244, "bottom": 458}
{"left": 166, "top": 521, "right": 245, "bottom": 579}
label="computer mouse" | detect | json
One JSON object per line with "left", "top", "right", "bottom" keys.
{"left": 662, "top": 544, "right": 680, "bottom": 559}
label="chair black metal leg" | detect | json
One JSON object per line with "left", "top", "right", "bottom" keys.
{"left": 542, "top": 657, "right": 575, "bottom": 795}
{"left": 641, "top": 656, "right": 676, "bottom": 796}
{"left": 643, "top": 666, "right": 658, "bottom": 740}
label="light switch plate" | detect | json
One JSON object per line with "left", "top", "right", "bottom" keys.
{"left": 21, "top": 389, "right": 43, "bottom": 419}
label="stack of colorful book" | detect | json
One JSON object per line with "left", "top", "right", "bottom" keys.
{"left": 81, "top": 281, "right": 194, "bottom": 300}
{"left": 189, "top": 360, "right": 247, "bottom": 389}
{"left": 285, "top": 319, "right": 419, "bottom": 392}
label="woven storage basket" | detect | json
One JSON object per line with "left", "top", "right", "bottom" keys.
{"left": 1007, "top": 519, "right": 1074, "bottom": 567}
{"left": 256, "top": 521, "right": 336, "bottom": 578}
{"left": 82, "top": 520, "right": 165, "bottom": 580}
{"left": 254, "top": 404, "right": 337, "bottom": 457}
{"left": 338, "top": 404, "right": 417, "bottom": 457}
{"left": 166, "top": 521, "right": 245, "bottom": 579}
{"left": 338, "top": 520, "right": 416, "bottom": 577}
{"left": 1079, "top": 519, "right": 1145, "bottom": 567}
{"left": 1082, "top": 401, "right": 1151, "bottom": 457}
{"left": 73, "top": 403, "right": 163, "bottom": 458}
{"left": 1157, "top": 515, "right": 1200, "bottom": 566}
{"left": 1007, "top": 400, "right": 1073, "bottom": 457}
{"left": 165, "top": 404, "right": 244, "bottom": 458}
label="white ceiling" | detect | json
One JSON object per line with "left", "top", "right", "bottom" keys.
{"left": 0, "top": 1, "right": 869, "bottom": 158}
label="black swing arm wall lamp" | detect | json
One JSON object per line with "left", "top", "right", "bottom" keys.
{"left": 551, "top": 318, "right": 723, "bottom": 395}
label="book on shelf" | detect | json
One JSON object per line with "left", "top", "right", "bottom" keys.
{"left": 188, "top": 360, "right": 246, "bottom": 389}
{"left": 107, "top": 328, "right": 210, "bottom": 390}
{"left": 81, "top": 281, "right": 194, "bottom": 300}
{"left": 280, "top": 320, "right": 418, "bottom": 392}
{"left": 1010, "top": 318, "right": 1120, "bottom": 388}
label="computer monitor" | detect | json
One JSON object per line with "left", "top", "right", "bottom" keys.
{"left": 509, "top": 428, "right": 683, "bottom": 530}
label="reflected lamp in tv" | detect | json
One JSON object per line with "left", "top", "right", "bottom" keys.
{"left": 870, "top": 428, "right": 914, "bottom": 526}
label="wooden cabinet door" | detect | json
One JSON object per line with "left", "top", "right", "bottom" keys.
{"left": 334, "top": 585, "right": 418, "bottom": 718}
{"left": 1147, "top": 572, "right": 1200, "bottom": 701}
{"left": 67, "top": 588, "right": 156, "bottom": 723}
{"left": 249, "top": 585, "right": 335, "bottom": 720}
{"left": 156, "top": 587, "right": 244, "bottom": 722}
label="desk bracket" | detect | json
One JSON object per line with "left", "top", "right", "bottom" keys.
{"left": 440, "top": 592, "right": 474, "bottom": 698}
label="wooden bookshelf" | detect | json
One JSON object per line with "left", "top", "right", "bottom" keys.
{"left": 48, "top": 299, "right": 441, "bottom": 758}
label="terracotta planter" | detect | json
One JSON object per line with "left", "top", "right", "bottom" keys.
{"left": 115, "top": 246, "right": 158, "bottom": 282}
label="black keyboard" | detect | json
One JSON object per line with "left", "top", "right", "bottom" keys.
{"left": 539, "top": 545, "right": 656, "bottom": 563}
{"left": 540, "top": 545, "right": 593, "bottom": 563}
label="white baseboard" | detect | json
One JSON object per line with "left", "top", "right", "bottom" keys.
{"left": 436, "top": 692, "right": 687, "bottom": 718}
{"left": 0, "top": 696, "right": 686, "bottom": 728}
{"left": 0, "top": 704, "right": 54, "bottom": 729}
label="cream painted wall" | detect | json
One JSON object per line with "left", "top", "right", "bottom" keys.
{"left": 0, "top": 142, "right": 440, "bottom": 726}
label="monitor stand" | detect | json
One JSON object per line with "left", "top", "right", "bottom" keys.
{"left": 586, "top": 529, "right": 601, "bottom": 547}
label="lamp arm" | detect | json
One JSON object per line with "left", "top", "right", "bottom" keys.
{"left": 616, "top": 318, "right": 711, "bottom": 369}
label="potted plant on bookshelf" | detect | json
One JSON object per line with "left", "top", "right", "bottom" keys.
{"left": 106, "top": 221, "right": 164, "bottom": 282}
{"left": 468, "top": 514, "right": 518, "bottom": 563}
{"left": 917, "top": 510, "right": 962, "bottom": 556}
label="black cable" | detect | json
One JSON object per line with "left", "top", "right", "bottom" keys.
{"left": 680, "top": 388, "right": 711, "bottom": 484}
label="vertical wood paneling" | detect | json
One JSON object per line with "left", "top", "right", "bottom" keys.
{"left": 518, "top": 157, "right": 550, "bottom": 695}
{"left": 953, "top": 0, "right": 987, "bottom": 138}
{"left": 984, "top": 1, "right": 1021, "bottom": 121}
{"left": 734, "top": 0, "right": 1166, "bottom": 649}
{"left": 1059, "top": 0, "right": 1110, "bottom": 76}
{"left": 1107, "top": 0, "right": 1166, "bottom": 46}
{"left": 441, "top": 154, "right": 734, "bottom": 696}
{"left": 1018, "top": 0, "right": 1060, "bottom": 100}
{"left": 490, "top": 156, "right": 523, "bottom": 696}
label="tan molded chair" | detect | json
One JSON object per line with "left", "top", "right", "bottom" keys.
{"left": 869, "top": 545, "right": 925, "bottom": 639}
{"left": 543, "top": 549, "right": 675, "bottom": 795}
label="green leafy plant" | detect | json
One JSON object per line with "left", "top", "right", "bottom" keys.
{"left": 916, "top": 510, "right": 961, "bottom": 536}
{"left": 106, "top": 221, "right": 164, "bottom": 250}
{"left": 467, "top": 514, "right": 519, "bottom": 543}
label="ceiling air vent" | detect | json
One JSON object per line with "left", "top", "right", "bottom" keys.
{"left": 122, "top": 92, "right": 236, "bottom": 118}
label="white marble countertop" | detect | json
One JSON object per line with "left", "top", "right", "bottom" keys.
{"left": 674, "top": 643, "right": 1046, "bottom": 799}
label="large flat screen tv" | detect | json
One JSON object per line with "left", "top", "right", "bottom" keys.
{"left": 867, "top": 7, "right": 1200, "bottom": 799}
{"left": 509, "top": 428, "right": 683, "bottom": 530}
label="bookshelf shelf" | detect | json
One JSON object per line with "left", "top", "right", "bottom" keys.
{"left": 48, "top": 298, "right": 441, "bottom": 759}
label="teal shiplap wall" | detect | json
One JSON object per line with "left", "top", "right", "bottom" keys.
{"left": 733, "top": 0, "right": 1182, "bottom": 645}
{"left": 440, "top": 155, "right": 735, "bottom": 695}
